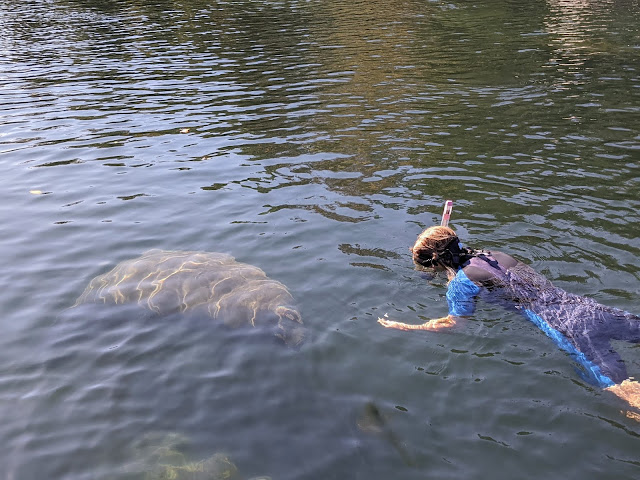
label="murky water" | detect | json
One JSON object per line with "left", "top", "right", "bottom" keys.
{"left": 1, "top": 0, "right": 639, "bottom": 478}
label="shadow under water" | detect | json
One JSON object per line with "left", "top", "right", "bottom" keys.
{"left": 7, "top": 299, "right": 415, "bottom": 480}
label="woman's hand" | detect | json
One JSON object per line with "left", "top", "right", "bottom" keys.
{"left": 377, "top": 317, "right": 415, "bottom": 331}
{"left": 378, "top": 315, "right": 457, "bottom": 331}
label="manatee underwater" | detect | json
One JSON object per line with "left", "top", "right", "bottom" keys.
{"left": 131, "top": 432, "right": 271, "bottom": 480}
{"left": 74, "top": 250, "right": 305, "bottom": 347}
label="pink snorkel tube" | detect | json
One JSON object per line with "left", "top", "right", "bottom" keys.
{"left": 441, "top": 200, "right": 453, "bottom": 227}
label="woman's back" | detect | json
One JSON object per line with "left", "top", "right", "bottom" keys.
{"left": 456, "top": 251, "right": 640, "bottom": 386}
{"left": 462, "top": 252, "right": 557, "bottom": 307}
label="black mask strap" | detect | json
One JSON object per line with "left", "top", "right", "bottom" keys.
{"left": 476, "top": 252, "right": 499, "bottom": 269}
{"left": 442, "top": 238, "right": 463, "bottom": 267}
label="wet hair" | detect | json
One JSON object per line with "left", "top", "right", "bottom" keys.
{"left": 411, "top": 226, "right": 471, "bottom": 277}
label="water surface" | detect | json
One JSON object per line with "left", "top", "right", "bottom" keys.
{"left": 1, "top": 0, "right": 639, "bottom": 478}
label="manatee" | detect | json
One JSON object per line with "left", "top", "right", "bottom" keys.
{"left": 74, "top": 250, "right": 304, "bottom": 347}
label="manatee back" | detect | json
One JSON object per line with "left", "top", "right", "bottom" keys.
{"left": 75, "top": 250, "right": 294, "bottom": 325}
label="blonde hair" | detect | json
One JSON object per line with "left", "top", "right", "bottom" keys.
{"left": 411, "top": 226, "right": 459, "bottom": 277}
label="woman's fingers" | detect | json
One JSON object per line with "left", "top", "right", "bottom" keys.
{"left": 378, "top": 318, "right": 410, "bottom": 330}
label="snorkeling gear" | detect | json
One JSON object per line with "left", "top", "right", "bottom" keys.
{"left": 418, "top": 238, "right": 465, "bottom": 268}
{"left": 441, "top": 200, "right": 453, "bottom": 227}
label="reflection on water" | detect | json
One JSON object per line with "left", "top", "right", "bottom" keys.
{"left": 1, "top": 0, "right": 639, "bottom": 479}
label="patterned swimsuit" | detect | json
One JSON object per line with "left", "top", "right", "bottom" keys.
{"left": 446, "top": 254, "right": 640, "bottom": 387}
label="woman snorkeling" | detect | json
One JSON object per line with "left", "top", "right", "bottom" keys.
{"left": 378, "top": 222, "right": 640, "bottom": 410}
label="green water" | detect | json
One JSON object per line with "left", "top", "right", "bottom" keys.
{"left": 1, "top": 0, "right": 639, "bottom": 478}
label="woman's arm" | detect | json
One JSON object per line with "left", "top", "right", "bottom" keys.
{"left": 378, "top": 266, "right": 477, "bottom": 332}
{"left": 377, "top": 314, "right": 457, "bottom": 331}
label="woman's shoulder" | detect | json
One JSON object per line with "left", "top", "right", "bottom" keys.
{"left": 460, "top": 250, "right": 519, "bottom": 283}
{"left": 488, "top": 251, "right": 519, "bottom": 268}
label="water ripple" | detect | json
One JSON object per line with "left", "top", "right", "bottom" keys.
{"left": 2, "top": 0, "right": 640, "bottom": 478}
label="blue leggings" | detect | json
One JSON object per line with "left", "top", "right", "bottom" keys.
{"left": 533, "top": 299, "right": 640, "bottom": 385}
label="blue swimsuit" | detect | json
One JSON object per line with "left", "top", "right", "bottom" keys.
{"left": 446, "top": 254, "right": 640, "bottom": 388}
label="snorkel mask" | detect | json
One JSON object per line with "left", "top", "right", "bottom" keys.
{"left": 417, "top": 237, "right": 462, "bottom": 268}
